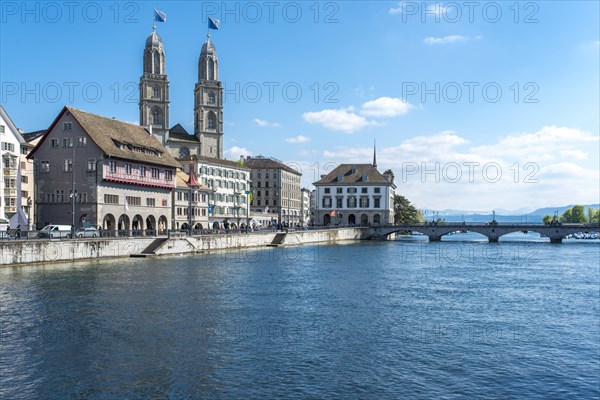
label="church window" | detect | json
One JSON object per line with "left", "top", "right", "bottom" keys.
{"left": 207, "top": 112, "right": 216, "bottom": 129}
{"left": 153, "top": 86, "right": 160, "bottom": 98}
{"left": 208, "top": 91, "right": 215, "bottom": 104}
{"left": 152, "top": 108, "right": 161, "bottom": 125}
{"left": 208, "top": 59, "right": 214, "bottom": 80}
{"left": 153, "top": 51, "right": 161, "bottom": 74}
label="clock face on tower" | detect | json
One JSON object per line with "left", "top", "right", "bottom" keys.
{"left": 179, "top": 147, "right": 190, "bottom": 158}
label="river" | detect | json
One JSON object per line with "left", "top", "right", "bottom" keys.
{"left": 1, "top": 240, "right": 598, "bottom": 399}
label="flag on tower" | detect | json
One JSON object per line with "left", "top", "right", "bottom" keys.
{"left": 154, "top": 9, "right": 167, "bottom": 22}
{"left": 208, "top": 17, "right": 220, "bottom": 30}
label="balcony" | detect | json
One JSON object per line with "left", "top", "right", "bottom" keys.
{"left": 103, "top": 165, "right": 175, "bottom": 189}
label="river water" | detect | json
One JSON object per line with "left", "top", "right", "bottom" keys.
{"left": 1, "top": 239, "right": 599, "bottom": 399}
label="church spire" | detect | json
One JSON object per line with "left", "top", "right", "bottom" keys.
{"left": 373, "top": 139, "right": 377, "bottom": 168}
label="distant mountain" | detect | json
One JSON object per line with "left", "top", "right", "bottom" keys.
{"left": 433, "top": 204, "right": 599, "bottom": 223}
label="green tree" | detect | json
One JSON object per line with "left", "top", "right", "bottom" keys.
{"left": 560, "top": 205, "right": 588, "bottom": 223}
{"left": 383, "top": 169, "right": 395, "bottom": 183}
{"left": 393, "top": 194, "right": 422, "bottom": 225}
{"left": 587, "top": 207, "right": 599, "bottom": 223}
{"left": 542, "top": 215, "right": 552, "bottom": 225}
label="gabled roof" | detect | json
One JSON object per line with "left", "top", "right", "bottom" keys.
{"left": 22, "top": 130, "right": 47, "bottom": 143}
{"left": 28, "top": 106, "right": 181, "bottom": 168}
{"left": 169, "top": 124, "right": 200, "bottom": 143}
{"left": 0, "top": 106, "right": 26, "bottom": 144}
{"left": 175, "top": 169, "right": 211, "bottom": 190}
{"left": 243, "top": 156, "right": 302, "bottom": 176}
{"left": 179, "top": 154, "right": 251, "bottom": 170}
{"left": 313, "top": 163, "right": 394, "bottom": 186}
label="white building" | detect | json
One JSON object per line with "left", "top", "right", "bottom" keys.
{"left": 300, "top": 188, "right": 311, "bottom": 226}
{"left": 172, "top": 170, "right": 212, "bottom": 231}
{"left": 0, "top": 106, "right": 27, "bottom": 228}
{"left": 182, "top": 155, "right": 251, "bottom": 229}
{"left": 313, "top": 163, "right": 395, "bottom": 226}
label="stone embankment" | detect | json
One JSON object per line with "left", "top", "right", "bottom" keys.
{"left": 0, "top": 228, "right": 367, "bottom": 267}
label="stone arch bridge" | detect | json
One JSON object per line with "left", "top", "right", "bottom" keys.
{"left": 367, "top": 223, "right": 600, "bottom": 243}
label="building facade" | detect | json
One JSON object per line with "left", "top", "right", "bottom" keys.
{"left": 172, "top": 169, "right": 211, "bottom": 230}
{"left": 313, "top": 163, "right": 395, "bottom": 226}
{"left": 20, "top": 130, "right": 45, "bottom": 229}
{"left": 0, "top": 106, "right": 28, "bottom": 227}
{"left": 244, "top": 156, "right": 302, "bottom": 227}
{"left": 300, "top": 188, "right": 311, "bottom": 226}
{"left": 182, "top": 155, "right": 250, "bottom": 229}
{"left": 28, "top": 106, "right": 180, "bottom": 233}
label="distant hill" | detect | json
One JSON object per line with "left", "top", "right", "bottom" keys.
{"left": 435, "top": 204, "right": 599, "bottom": 223}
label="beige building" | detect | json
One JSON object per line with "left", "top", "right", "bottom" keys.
{"left": 28, "top": 106, "right": 180, "bottom": 234}
{"left": 20, "top": 130, "right": 45, "bottom": 229}
{"left": 244, "top": 156, "right": 302, "bottom": 227}
{"left": 172, "top": 169, "right": 211, "bottom": 230}
{"left": 182, "top": 155, "right": 251, "bottom": 229}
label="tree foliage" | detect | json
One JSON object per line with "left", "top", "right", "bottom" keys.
{"left": 588, "top": 207, "right": 600, "bottom": 223}
{"left": 560, "top": 205, "right": 588, "bottom": 223}
{"left": 383, "top": 169, "right": 395, "bottom": 183}
{"left": 393, "top": 194, "right": 422, "bottom": 225}
{"left": 542, "top": 215, "right": 552, "bottom": 225}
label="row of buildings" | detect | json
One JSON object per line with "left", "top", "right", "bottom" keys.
{"left": 1, "top": 26, "right": 395, "bottom": 232}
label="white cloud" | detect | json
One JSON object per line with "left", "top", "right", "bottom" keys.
{"left": 302, "top": 108, "right": 377, "bottom": 133}
{"left": 424, "top": 35, "right": 481, "bottom": 45}
{"left": 312, "top": 126, "right": 599, "bottom": 210}
{"left": 253, "top": 118, "right": 281, "bottom": 128}
{"left": 285, "top": 135, "right": 311, "bottom": 144}
{"left": 361, "top": 97, "right": 414, "bottom": 117}
{"left": 224, "top": 146, "right": 252, "bottom": 160}
{"left": 559, "top": 149, "right": 588, "bottom": 160}
{"left": 388, "top": 1, "right": 406, "bottom": 14}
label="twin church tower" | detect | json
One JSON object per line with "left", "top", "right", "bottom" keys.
{"left": 139, "top": 27, "right": 223, "bottom": 159}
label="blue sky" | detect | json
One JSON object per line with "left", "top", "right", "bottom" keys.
{"left": 1, "top": 1, "right": 599, "bottom": 212}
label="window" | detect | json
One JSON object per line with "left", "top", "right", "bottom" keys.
{"left": 360, "top": 197, "right": 370, "bottom": 208}
{"left": 273, "top": 199, "right": 277, "bottom": 206}
{"left": 124, "top": 164, "right": 132, "bottom": 175}
{"left": 152, "top": 109, "right": 160, "bottom": 125}
{"left": 21, "top": 176, "right": 28, "bottom": 184}
{"left": 104, "top": 194, "right": 119, "bottom": 204}
{"left": 336, "top": 188, "right": 343, "bottom": 194}
{"left": 139, "top": 166, "right": 146, "bottom": 177}
{"left": 165, "top": 170, "right": 173, "bottom": 181}
{"left": 146, "top": 198, "right": 156, "bottom": 207}
{"left": 63, "top": 122, "right": 73, "bottom": 131}
{"left": 208, "top": 91, "right": 215, "bottom": 104}
{"left": 63, "top": 159, "right": 73, "bottom": 172}
{"left": 87, "top": 159, "right": 96, "bottom": 171}
{"left": 336, "top": 198, "right": 343, "bottom": 208}
{"left": 347, "top": 197, "right": 357, "bottom": 208}
{"left": 109, "top": 161, "right": 117, "bottom": 173}
{"left": 374, "top": 187, "right": 381, "bottom": 194}
{"left": 50, "top": 139, "right": 59, "bottom": 148}
{"left": 324, "top": 188, "right": 330, "bottom": 194}
{"left": 153, "top": 86, "right": 160, "bottom": 98}
{"left": 322, "top": 197, "right": 332, "bottom": 208}
{"left": 151, "top": 168, "right": 159, "bottom": 179}
{"left": 126, "top": 196, "right": 141, "bottom": 206}
{"left": 347, "top": 188, "right": 357, "bottom": 194}
{"left": 62, "top": 138, "right": 73, "bottom": 147}
{"left": 361, "top": 187, "right": 368, "bottom": 194}
{"left": 41, "top": 161, "right": 50, "bottom": 173}
{"left": 374, "top": 198, "right": 381, "bottom": 208}
{"left": 77, "top": 137, "right": 87, "bottom": 147}
{"left": 0, "top": 125, "right": 4, "bottom": 134}
{"left": 1, "top": 142, "right": 15, "bottom": 152}
{"left": 207, "top": 112, "right": 216, "bottom": 129}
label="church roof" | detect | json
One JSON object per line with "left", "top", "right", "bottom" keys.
{"left": 313, "top": 164, "right": 394, "bottom": 186}
{"left": 201, "top": 38, "right": 217, "bottom": 55}
{"left": 28, "top": 106, "right": 181, "bottom": 168}
{"left": 146, "top": 31, "right": 163, "bottom": 47}
{"left": 168, "top": 124, "right": 199, "bottom": 143}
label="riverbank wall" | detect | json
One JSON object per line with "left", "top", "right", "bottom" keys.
{"left": 0, "top": 228, "right": 367, "bottom": 267}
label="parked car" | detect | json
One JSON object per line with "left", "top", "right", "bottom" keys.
{"left": 75, "top": 227, "right": 99, "bottom": 238}
{"left": 38, "top": 224, "right": 73, "bottom": 239}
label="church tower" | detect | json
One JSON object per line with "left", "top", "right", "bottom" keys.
{"left": 139, "top": 27, "right": 170, "bottom": 145}
{"left": 194, "top": 34, "right": 223, "bottom": 159}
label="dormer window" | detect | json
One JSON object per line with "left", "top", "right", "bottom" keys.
{"left": 362, "top": 174, "right": 368, "bottom": 182}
